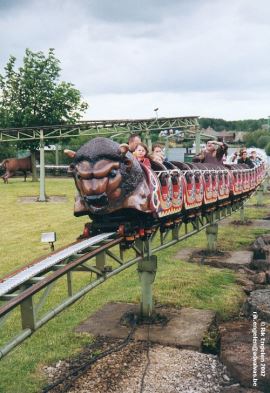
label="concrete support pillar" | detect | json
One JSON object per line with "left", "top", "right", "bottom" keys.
{"left": 137, "top": 256, "right": 157, "bottom": 318}
{"left": 206, "top": 223, "right": 218, "bottom": 252}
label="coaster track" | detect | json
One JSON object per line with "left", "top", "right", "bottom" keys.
{"left": 0, "top": 190, "right": 259, "bottom": 360}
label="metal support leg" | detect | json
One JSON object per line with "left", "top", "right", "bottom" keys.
{"left": 195, "top": 128, "right": 201, "bottom": 154}
{"left": 38, "top": 129, "right": 47, "bottom": 202}
{"left": 240, "top": 205, "right": 245, "bottom": 223}
{"left": 96, "top": 251, "right": 106, "bottom": 273}
{"left": 20, "top": 297, "right": 36, "bottom": 330}
{"left": 206, "top": 223, "right": 218, "bottom": 252}
{"left": 145, "top": 129, "right": 152, "bottom": 152}
{"left": 67, "top": 272, "right": 73, "bottom": 296}
{"left": 137, "top": 256, "right": 157, "bottom": 318}
{"left": 172, "top": 223, "right": 181, "bottom": 240}
{"left": 257, "top": 186, "right": 264, "bottom": 206}
{"left": 55, "top": 143, "right": 59, "bottom": 176}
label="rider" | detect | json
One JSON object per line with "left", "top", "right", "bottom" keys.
{"left": 193, "top": 140, "right": 228, "bottom": 164}
{"left": 237, "top": 149, "right": 254, "bottom": 168}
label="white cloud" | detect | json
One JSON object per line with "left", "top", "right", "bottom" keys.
{"left": 85, "top": 90, "right": 270, "bottom": 121}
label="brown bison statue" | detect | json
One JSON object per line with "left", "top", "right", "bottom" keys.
{"left": 64, "top": 137, "right": 152, "bottom": 217}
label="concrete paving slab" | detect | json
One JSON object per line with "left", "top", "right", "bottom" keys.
{"left": 250, "top": 219, "right": 270, "bottom": 229}
{"left": 175, "top": 248, "right": 253, "bottom": 270}
{"left": 221, "top": 218, "right": 270, "bottom": 229}
{"left": 202, "top": 251, "right": 253, "bottom": 270}
{"left": 75, "top": 302, "right": 216, "bottom": 351}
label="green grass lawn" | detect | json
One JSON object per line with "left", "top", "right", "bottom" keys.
{"left": 0, "top": 178, "right": 269, "bottom": 393}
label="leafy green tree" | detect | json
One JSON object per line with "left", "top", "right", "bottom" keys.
{"left": 0, "top": 143, "right": 17, "bottom": 160}
{"left": 243, "top": 129, "right": 269, "bottom": 147}
{"left": 265, "top": 142, "right": 270, "bottom": 156}
{"left": 0, "top": 48, "right": 88, "bottom": 179}
{"left": 257, "top": 135, "right": 270, "bottom": 149}
{"left": 199, "top": 118, "right": 267, "bottom": 132}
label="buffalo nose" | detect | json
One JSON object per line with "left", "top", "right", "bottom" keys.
{"left": 84, "top": 193, "right": 108, "bottom": 206}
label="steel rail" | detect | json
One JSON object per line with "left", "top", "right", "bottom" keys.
{"left": 0, "top": 233, "right": 116, "bottom": 297}
{"left": 0, "top": 237, "right": 123, "bottom": 319}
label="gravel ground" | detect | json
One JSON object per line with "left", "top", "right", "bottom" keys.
{"left": 43, "top": 338, "right": 232, "bottom": 393}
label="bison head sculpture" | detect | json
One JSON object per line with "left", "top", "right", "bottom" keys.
{"left": 65, "top": 137, "right": 151, "bottom": 216}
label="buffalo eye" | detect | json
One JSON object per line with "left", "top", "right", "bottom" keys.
{"left": 108, "top": 169, "right": 117, "bottom": 178}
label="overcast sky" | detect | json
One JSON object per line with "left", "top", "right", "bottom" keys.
{"left": 0, "top": 0, "right": 270, "bottom": 120}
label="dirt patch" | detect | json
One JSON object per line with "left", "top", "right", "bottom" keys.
{"left": 231, "top": 220, "right": 253, "bottom": 226}
{"left": 18, "top": 195, "right": 67, "bottom": 203}
{"left": 193, "top": 250, "right": 230, "bottom": 258}
{"left": 190, "top": 249, "right": 253, "bottom": 270}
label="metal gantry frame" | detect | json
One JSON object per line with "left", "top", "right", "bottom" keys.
{"left": 0, "top": 117, "right": 200, "bottom": 143}
{"left": 0, "top": 199, "right": 248, "bottom": 360}
{"left": 0, "top": 116, "right": 200, "bottom": 201}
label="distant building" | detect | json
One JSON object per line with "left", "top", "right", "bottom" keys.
{"left": 218, "top": 130, "right": 235, "bottom": 143}
{"left": 201, "top": 127, "right": 235, "bottom": 143}
{"left": 234, "top": 132, "right": 245, "bottom": 143}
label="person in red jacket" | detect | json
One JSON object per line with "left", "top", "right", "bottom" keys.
{"left": 134, "top": 142, "right": 151, "bottom": 168}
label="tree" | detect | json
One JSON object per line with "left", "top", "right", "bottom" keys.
{"left": 257, "top": 135, "right": 270, "bottom": 149}
{"left": 265, "top": 142, "right": 270, "bottom": 156}
{"left": 0, "top": 48, "right": 88, "bottom": 180}
{"left": 199, "top": 117, "right": 267, "bottom": 132}
{"left": 243, "top": 129, "right": 269, "bottom": 147}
